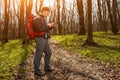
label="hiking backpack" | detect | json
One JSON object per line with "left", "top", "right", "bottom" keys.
{"left": 26, "top": 13, "right": 44, "bottom": 39}
{"left": 26, "top": 13, "right": 35, "bottom": 39}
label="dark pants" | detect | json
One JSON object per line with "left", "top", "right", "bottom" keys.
{"left": 34, "top": 37, "right": 52, "bottom": 71}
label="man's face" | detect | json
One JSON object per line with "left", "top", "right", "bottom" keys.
{"left": 42, "top": 11, "right": 50, "bottom": 18}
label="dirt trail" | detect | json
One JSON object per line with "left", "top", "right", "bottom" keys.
{"left": 16, "top": 39, "right": 120, "bottom": 80}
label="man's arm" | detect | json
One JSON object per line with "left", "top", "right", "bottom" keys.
{"left": 33, "top": 17, "right": 49, "bottom": 32}
{"left": 47, "top": 22, "right": 55, "bottom": 30}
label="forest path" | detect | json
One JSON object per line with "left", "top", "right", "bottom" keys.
{"left": 16, "top": 39, "right": 120, "bottom": 80}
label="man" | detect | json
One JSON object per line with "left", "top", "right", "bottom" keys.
{"left": 33, "top": 6, "right": 55, "bottom": 76}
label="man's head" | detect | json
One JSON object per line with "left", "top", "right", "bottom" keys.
{"left": 41, "top": 6, "right": 50, "bottom": 18}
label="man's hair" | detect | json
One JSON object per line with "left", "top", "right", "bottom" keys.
{"left": 41, "top": 6, "right": 50, "bottom": 12}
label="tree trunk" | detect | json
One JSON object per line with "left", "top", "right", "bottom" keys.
{"left": 36, "top": 0, "right": 44, "bottom": 14}
{"left": 0, "top": 0, "right": 3, "bottom": 40}
{"left": 83, "top": 0, "right": 96, "bottom": 46}
{"left": 56, "top": 0, "right": 62, "bottom": 35}
{"left": 18, "top": 0, "right": 25, "bottom": 38}
{"left": 106, "top": 0, "right": 118, "bottom": 34}
{"left": 22, "top": 0, "right": 33, "bottom": 44}
{"left": 2, "top": 0, "right": 10, "bottom": 43}
{"left": 61, "top": 0, "right": 66, "bottom": 35}
{"left": 102, "top": 0, "right": 108, "bottom": 32}
{"left": 77, "top": 0, "right": 86, "bottom": 35}
{"left": 26, "top": 0, "right": 33, "bottom": 16}
{"left": 97, "top": 0, "right": 103, "bottom": 31}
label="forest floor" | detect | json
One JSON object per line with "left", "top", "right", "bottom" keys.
{"left": 15, "top": 39, "right": 120, "bottom": 80}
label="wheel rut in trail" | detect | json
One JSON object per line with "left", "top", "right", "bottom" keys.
{"left": 17, "top": 39, "right": 120, "bottom": 80}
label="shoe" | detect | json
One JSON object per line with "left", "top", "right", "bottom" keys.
{"left": 45, "top": 67, "right": 55, "bottom": 72}
{"left": 34, "top": 70, "right": 46, "bottom": 76}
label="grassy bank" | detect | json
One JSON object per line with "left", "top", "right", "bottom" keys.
{"left": 0, "top": 40, "right": 34, "bottom": 79}
{"left": 53, "top": 32, "right": 120, "bottom": 66}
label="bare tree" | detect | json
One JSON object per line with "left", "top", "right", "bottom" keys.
{"left": 18, "top": 0, "right": 25, "bottom": 38}
{"left": 13, "top": 0, "right": 20, "bottom": 39}
{"left": 83, "top": 0, "right": 96, "bottom": 46}
{"left": 35, "top": 0, "right": 44, "bottom": 14}
{"left": 2, "top": 0, "right": 10, "bottom": 43}
{"left": 26, "top": 0, "right": 33, "bottom": 16}
{"left": 0, "top": 0, "right": 3, "bottom": 40}
{"left": 77, "top": 0, "right": 86, "bottom": 35}
{"left": 61, "top": 0, "right": 66, "bottom": 34}
{"left": 106, "top": 0, "right": 118, "bottom": 34}
{"left": 49, "top": 0, "right": 58, "bottom": 34}
{"left": 21, "top": 0, "right": 33, "bottom": 44}
{"left": 97, "top": 0, "right": 103, "bottom": 31}
{"left": 102, "top": 0, "right": 108, "bottom": 32}
{"left": 56, "top": 0, "right": 62, "bottom": 35}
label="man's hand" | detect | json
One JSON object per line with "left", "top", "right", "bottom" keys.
{"left": 48, "top": 22, "right": 55, "bottom": 28}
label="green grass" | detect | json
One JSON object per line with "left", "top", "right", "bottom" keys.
{"left": 53, "top": 32, "right": 120, "bottom": 66}
{"left": 0, "top": 40, "right": 34, "bottom": 79}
